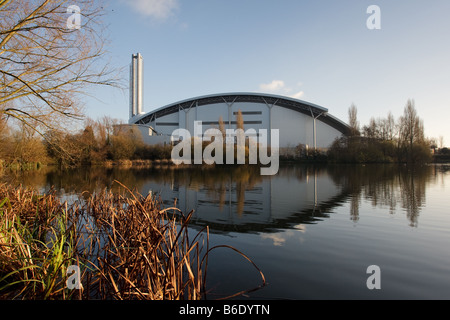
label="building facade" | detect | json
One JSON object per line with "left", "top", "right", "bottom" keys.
{"left": 128, "top": 53, "right": 349, "bottom": 150}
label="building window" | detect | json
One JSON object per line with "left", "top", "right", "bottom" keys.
{"left": 201, "top": 121, "right": 262, "bottom": 125}
{"left": 233, "top": 111, "right": 262, "bottom": 115}
{"left": 156, "top": 122, "right": 179, "bottom": 126}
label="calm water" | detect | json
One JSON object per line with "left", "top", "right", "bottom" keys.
{"left": 2, "top": 163, "right": 450, "bottom": 300}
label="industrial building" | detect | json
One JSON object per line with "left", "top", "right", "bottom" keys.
{"left": 128, "top": 53, "right": 350, "bottom": 151}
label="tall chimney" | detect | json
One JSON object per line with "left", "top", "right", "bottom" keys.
{"left": 130, "top": 53, "right": 143, "bottom": 119}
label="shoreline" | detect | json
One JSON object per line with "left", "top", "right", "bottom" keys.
{"left": 1, "top": 155, "right": 450, "bottom": 172}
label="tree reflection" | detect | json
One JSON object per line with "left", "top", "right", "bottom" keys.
{"left": 350, "top": 192, "right": 361, "bottom": 223}
{"left": 328, "top": 164, "right": 432, "bottom": 227}
{"left": 399, "top": 167, "right": 428, "bottom": 227}
{"left": 0, "top": 163, "right": 439, "bottom": 229}
{"left": 1, "top": 165, "right": 265, "bottom": 216}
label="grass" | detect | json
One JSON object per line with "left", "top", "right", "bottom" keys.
{"left": 0, "top": 182, "right": 265, "bottom": 300}
{"left": 0, "top": 187, "right": 77, "bottom": 299}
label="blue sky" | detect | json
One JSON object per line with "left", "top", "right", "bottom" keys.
{"left": 85, "top": 0, "right": 450, "bottom": 144}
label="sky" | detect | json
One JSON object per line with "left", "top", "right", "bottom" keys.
{"left": 83, "top": 0, "right": 450, "bottom": 145}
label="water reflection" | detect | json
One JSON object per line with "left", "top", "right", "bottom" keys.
{"left": 326, "top": 165, "right": 437, "bottom": 227}
{"left": 1, "top": 163, "right": 444, "bottom": 231}
{"left": 3, "top": 163, "right": 449, "bottom": 299}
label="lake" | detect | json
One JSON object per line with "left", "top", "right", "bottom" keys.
{"left": 2, "top": 163, "right": 450, "bottom": 300}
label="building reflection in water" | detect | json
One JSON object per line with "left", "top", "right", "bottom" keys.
{"left": 139, "top": 165, "right": 345, "bottom": 234}
{"left": 1, "top": 163, "right": 438, "bottom": 230}
{"left": 127, "top": 164, "right": 433, "bottom": 231}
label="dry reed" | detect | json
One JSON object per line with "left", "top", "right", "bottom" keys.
{"left": 0, "top": 181, "right": 265, "bottom": 300}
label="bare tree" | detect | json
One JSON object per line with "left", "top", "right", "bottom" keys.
{"left": 399, "top": 100, "right": 424, "bottom": 146}
{"left": 348, "top": 103, "right": 360, "bottom": 136}
{"left": 0, "top": 0, "right": 118, "bottom": 133}
{"left": 398, "top": 99, "right": 426, "bottom": 161}
{"left": 363, "top": 117, "right": 378, "bottom": 139}
{"left": 12, "top": 122, "right": 48, "bottom": 163}
{"left": 0, "top": 113, "right": 8, "bottom": 136}
{"left": 110, "top": 124, "right": 143, "bottom": 161}
{"left": 0, "top": 114, "right": 13, "bottom": 160}
{"left": 386, "top": 111, "right": 396, "bottom": 141}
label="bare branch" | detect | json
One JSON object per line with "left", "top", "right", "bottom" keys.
{"left": 0, "top": 0, "right": 120, "bottom": 132}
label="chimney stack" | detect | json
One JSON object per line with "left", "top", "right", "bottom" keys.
{"left": 130, "top": 53, "right": 143, "bottom": 119}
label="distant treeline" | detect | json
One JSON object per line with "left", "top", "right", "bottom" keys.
{"left": 327, "top": 99, "right": 439, "bottom": 164}
{"left": 0, "top": 100, "right": 446, "bottom": 169}
{"left": 0, "top": 116, "right": 171, "bottom": 169}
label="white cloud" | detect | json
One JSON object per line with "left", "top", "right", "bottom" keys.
{"left": 260, "top": 233, "right": 286, "bottom": 247}
{"left": 259, "top": 80, "right": 285, "bottom": 92}
{"left": 290, "top": 90, "right": 304, "bottom": 100}
{"left": 122, "top": 0, "right": 179, "bottom": 20}
{"left": 260, "top": 227, "right": 306, "bottom": 247}
{"left": 259, "top": 79, "right": 304, "bottom": 100}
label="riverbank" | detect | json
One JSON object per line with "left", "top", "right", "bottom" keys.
{"left": 0, "top": 160, "right": 45, "bottom": 170}
{"left": 1, "top": 151, "right": 449, "bottom": 174}
{"left": 432, "top": 154, "right": 450, "bottom": 163}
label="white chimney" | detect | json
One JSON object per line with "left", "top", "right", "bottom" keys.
{"left": 130, "top": 53, "right": 143, "bottom": 119}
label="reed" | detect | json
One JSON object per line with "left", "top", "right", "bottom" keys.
{"left": 0, "top": 186, "right": 77, "bottom": 299}
{"left": 0, "top": 182, "right": 265, "bottom": 300}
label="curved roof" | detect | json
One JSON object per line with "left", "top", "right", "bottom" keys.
{"left": 132, "top": 92, "right": 350, "bottom": 134}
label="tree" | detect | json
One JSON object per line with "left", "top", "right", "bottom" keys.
{"left": 110, "top": 135, "right": 135, "bottom": 161}
{"left": 386, "top": 111, "right": 396, "bottom": 141}
{"left": 110, "top": 125, "right": 143, "bottom": 161}
{"left": 44, "top": 129, "right": 84, "bottom": 167}
{"left": 12, "top": 124, "right": 48, "bottom": 164}
{"left": 348, "top": 103, "right": 360, "bottom": 136}
{"left": 398, "top": 99, "right": 427, "bottom": 162}
{"left": 361, "top": 112, "right": 396, "bottom": 141}
{"left": 0, "top": 115, "right": 14, "bottom": 161}
{"left": 363, "top": 117, "right": 378, "bottom": 139}
{"left": 79, "top": 124, "right": 97, "bottom": 164}
{"left": 399, "top": 100, "right": 424, "bottom": 148}
{"left": 0, "top": 0, "right": 117, "bottom": 133}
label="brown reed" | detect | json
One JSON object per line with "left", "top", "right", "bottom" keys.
{"left": 0, "top": 181, "right": 265, "bottom": 300}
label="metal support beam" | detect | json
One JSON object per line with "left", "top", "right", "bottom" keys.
{"left": 222, "top": 96, "right": 238, "bottom": 129}
{"left": 262, "top": 97, "right": 279, "bottom": 147}
{"left": 309, "top": 107, "right": 326, "bottom": 150}
{"left": 179, "top": 101, "right": 196, "bottom": 133}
